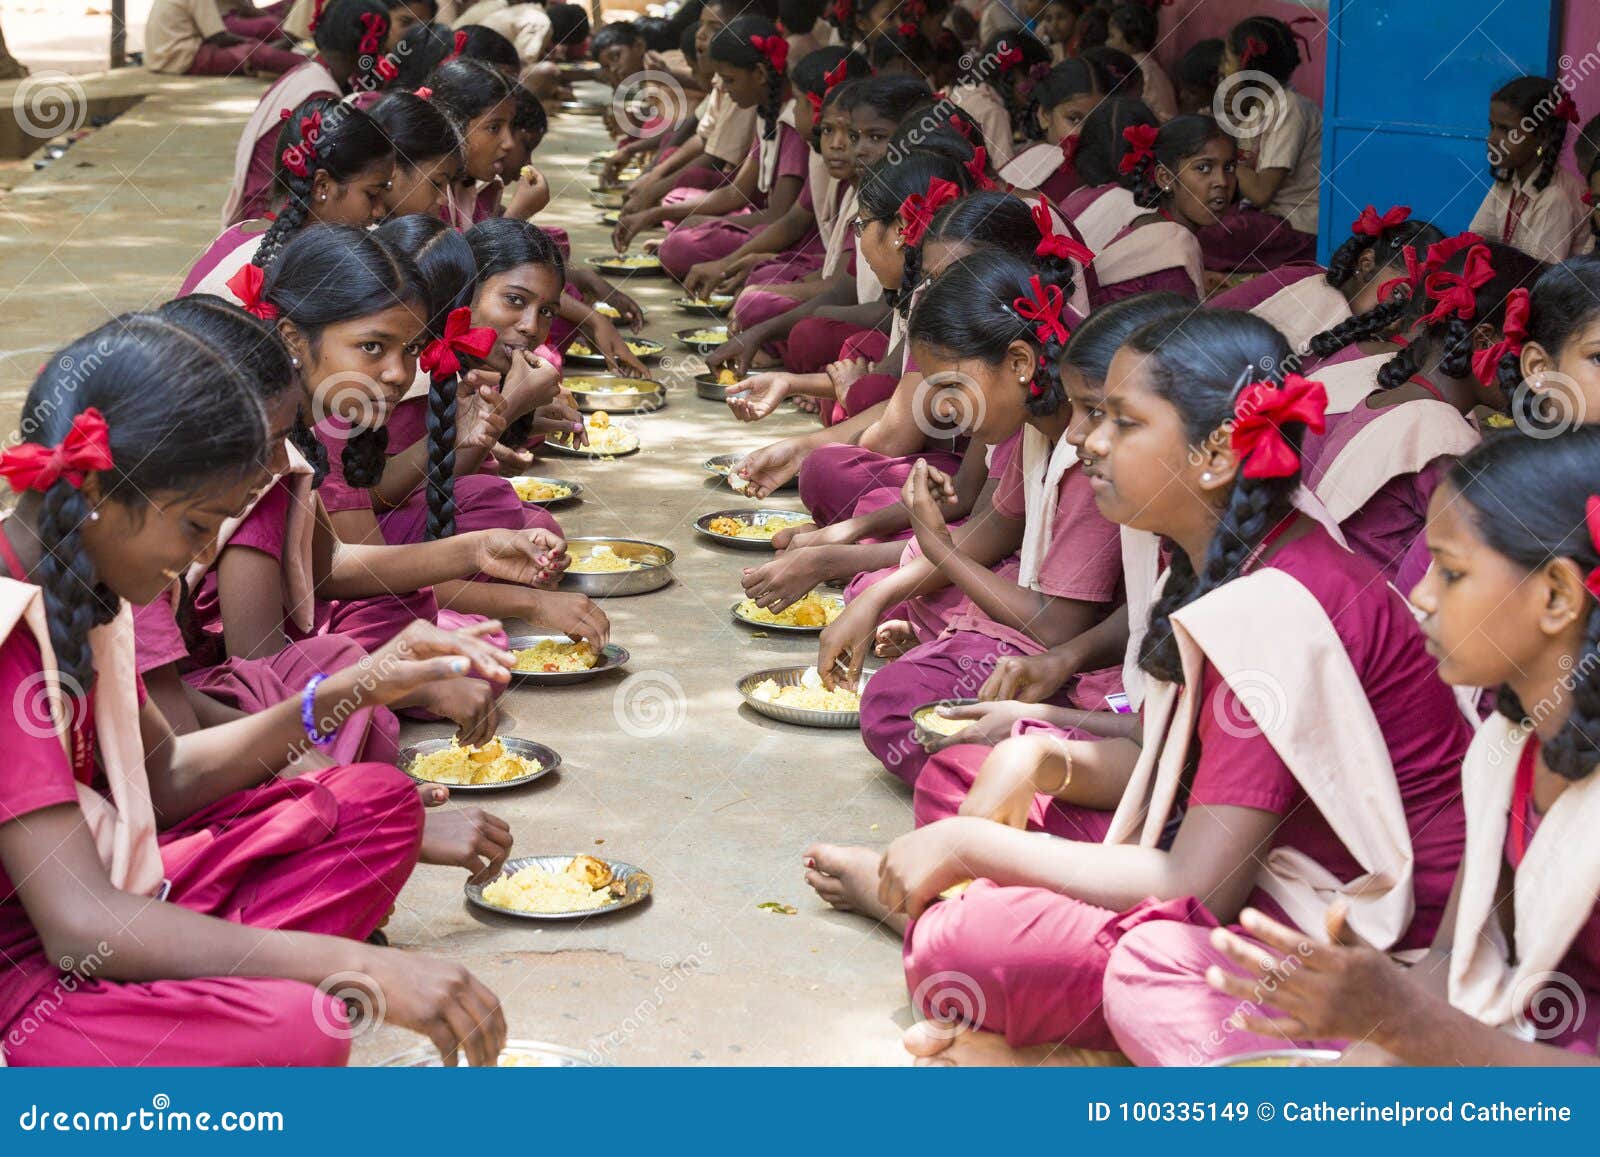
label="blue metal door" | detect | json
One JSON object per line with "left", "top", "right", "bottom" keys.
{"left": 1318, "top": 0, "right": 1560, "bottom": 260}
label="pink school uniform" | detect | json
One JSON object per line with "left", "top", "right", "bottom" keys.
{"left": 1208, "top": 262, "right": 1352, "bottom": 356}
{"left": 223, "top": 58, "right": 341, "bottom": 226}
{"left": 947, "top": 81, "right": 1014, "bottom": 167}
{"left": 180, "top": 223, "right": 266, "bottom": 298}
{"left": 0, "top": 567, "right": 422, "bottom": 1066}
{"left": 860, "top": 435, "right": 1125, "bottom": 786}
{"left": 904, "top": 528, "right": 1471, "bottom": 1061}
{"left": 998, "top": 140, "right": 1081, "bottom": 206}
{"left": 1091, "top": 216, "right": 1205, "bottom": 306}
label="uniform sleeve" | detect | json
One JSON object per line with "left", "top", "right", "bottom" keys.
{"left": 1031, "top": 468, "right": 1124, "bottom": 603}
{"left": 1187, "top": 663, "right": 1299, "bottom": 815}
{"left": 1253, "top": 94, "right": 1307, "bottom": 173}
{"left": 191, "top": 0, "right": 228, "bottom": 39}
{"left": 990, "top": 434, "right": 1027, "bottom": 520}
{"left": 0, "top": 631, "right": 82, "bottom": 827}
{"left": 225, "top": 482, "right": 290, "bottom": 563}
{"left": 775, "top": 124, "right": 810, "bottom": 184}
{"left": 131, "top": 597, "right": 191, "bottom": 675}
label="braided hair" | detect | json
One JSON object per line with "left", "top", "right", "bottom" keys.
{"left": 1126, "top": 311, "right": 1302, "bottom": 685}
{"left": 1491, "top": 76, "right": 1574, "bottom": 192}
{"left": 1072, "top": 96, "right": 1157, "bottom": 187}
{"left": 314, "top": 0, "right": 393, "bottom": 91}
{"left": 856, "top": 149, "right": 973, "bottom": 316}
{"left": 251, "top": 98, "right": 393, "bottom": 273}
{"left": 262, "top": 224, "right": 428, "bottom": 489}
{"left": 465, "top": 217, "right": 567, "bottom": 449}
{"left": 14, "top": 317, "right": 267, "bottom": 691}
{"left": 374, "top": 214, "right": 479, "bottom": 541}
{"left": 1307, "top": 218, "right": 1446, "bottom": 359}
{"left": 711, "top": 17, "right": 789, "bottom": 146}
{"left": 1376, "top": 238, "right": 1545, "bottom": 393}
{"left": 1449, "top": 430, "right": 1600, "bottom": 779}
{"left": 1128, "top": 114, "right": 1230, "bottom": 208}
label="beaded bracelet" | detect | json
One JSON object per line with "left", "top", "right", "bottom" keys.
{"left": 301, "top": 673, "right": 336, "bottom": 747}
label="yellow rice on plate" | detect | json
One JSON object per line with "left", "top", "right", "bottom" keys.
{"left": 716, "top": 368, "right": 741, "bottom": 385}
{"left": 409, "top": 739, "right": 543, "bottom": 786}
{"left": 565, "top": 341, "right": 658, "bottom": 358}
{"left": 735, "top": 593, "right": 842, "bottom": 628}
{"left": 511, "top": 478, "right": 573, "bottom": 502}
{"left": 511, "top": 639, "right": 599, "bottom": 673}
{"left": 706, "top": 514, "right": 808, "bottom": 540}
{"left": 567, "top": 544, "right": 644, "bottom": 574}
{"left": 601, "top": 254, "right": 660, "bottom": 268}
{"left": 554, "top": 414, "right": 639, "bottom": 455}
{"left": 914, "top": 707, "right": 973, "bottom": 737}
{"left": 750, "top": 666, "right": 861, "bottom": 712}
{"left": 481, "top": 857, "right": 617, "bottom": 914}
{"left": 565, "top": 376, "right": 645, "bottom": 394}
{"left": 684, "top": 328, "right": 729, "bottom": 344}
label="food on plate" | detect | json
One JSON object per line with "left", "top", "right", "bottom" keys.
{"left": 565, "top": 341, "right": 658, "bottom": 358}
{"left": 480, "top": 856, "right": 623, "bottom": 913}
{"left": 914, "top": 706, "right": 973, "bottom": 737}
{"left": 408, "top": 739, "right": 543, "bottom": 786}
{"left": 598, "top": 254, "right": 661, "bottom": 268}
{"left": 735, "top": 593, "right": 842, "bottom": 628}
{"left": 749, "top": 666, "right": 861, "bottom": 712}
{"left": 512, "top": 639, "right": 599, "bottom": 673}
{"left": 705, "top": 513, "right": 808, "bottom": 540}
{"left": 564, "top": 375, "right": 645, "bottom": 393}
{"left": 554, "top": 414, "right": 639, "bottom": 455}
{"left": 567, "top": 544, "right": 644, "bottom": 573}
{"left": 511, "top": 478, "right": 573, "bottom": 502}
{"left": 716, "top": 368, "right": 741, "bottom": 385}
{"left": 683, "top": 328, "right": 729, "bottom": 344}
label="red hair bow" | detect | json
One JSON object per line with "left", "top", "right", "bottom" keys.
{"left": 281, "top": 142, "right": 311, "bottom": 178}
{"left": 1240, "top": 35, "right": 1269, "bottom": 67}
{"left": 356, "top": 11, "right": 387, "bottom": 57}
{"left": 948, "top": 111, "right": 972, "bottom": 140}
{"left": 1585, "top": 190, "right": 1596, "bottom": 207}
{"left": 806, "top": 91, "right": 824, "bottom": 118}
{"left": 1012, "top": 275, "right": 1070, "bottom": 345}
{"left": 1352, "top": 204, "right": 1410, "bottom": 237}
{"left": 1470, "top": 287, "right": 1530, "bottom": 387}
{"left": 415, "top": 86, "right": 432, "bottom": 101}
{"left": 225, "top": 264, "right": 279, "bottom": 321}
{"left": 1554, "top": 93, "right": 1582, "bottom": 125}
{"left": 0, "top": 408, "right": 114, "bottom": 493}
{"left": 1060, "top": 131, "right": 1082, "bottom": 168}
{"left": 1031, "top": 194, "right": 1094, "bottom": 264}
{"left": 1376, "top": 244, "right": 1426, "bottom": 303}
{"left": 830, "top": 0, "right": 852, "bottom": 24}
{"left": 898, "top": 177, "right": 962, "bottom": 246}
{"left": 964, "top": 146, "right": 995, "bottom": 190}
{"left": 1585, "top": 497, "right": 1600, "bottom": 601}
{"left": 996, "top": 42, "right": 1024, "bottom": 69}
{"left": 1118, "top": 123, "right": 1159, "bottom": 175}
{"left": 1230, "top": 374, "right": 1327, "bottom": 480}
{"left": 823, "top": 59, "right": 849, "bottom": 91}
{"left": 419, "top": 307, "right": 497, "bottom": 378}
{"left": 1421, "top": 244, "right": 1494, "bottom": 326}
{"left": 445, "top": 29, "right": 467, "bottom": 61}
{"left": 750, "top": 34, "right": 789, "bottom": 75}
{"left": 299, "top": 109, "right": 324, "bottom": 149}
{"left": 897, "top": 21, "right": 918, "bottom": 37}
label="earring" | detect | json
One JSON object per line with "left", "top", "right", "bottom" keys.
{"left": 291, "top": 356, "right": 301, "bottom": 368}
{"left": 88, "top": 511, "right": 99, "bottom": 522}
{"left": 319, "top": 193, "right": 327, "bottom": 201}
{"left": 1201, "top": 472, "right": 1213, "bottom": 482}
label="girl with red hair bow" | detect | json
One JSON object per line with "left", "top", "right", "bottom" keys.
{"left": 995, "top": 57, "right": 1105, "bottom": 205}
{"left": 1470, "top": 76, "right": 1591, "bottom": 263}
{"left": 806, "top": 309, "right": 1472, "bottom": 1070}
{"left": 1218, "top": 15, "right": 1323, "bottom": 237}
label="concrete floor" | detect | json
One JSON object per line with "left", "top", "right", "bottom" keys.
{"left": 0, "top": 70, "right": 918, "bottom": 1065}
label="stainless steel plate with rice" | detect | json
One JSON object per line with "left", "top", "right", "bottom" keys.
{"left": 590, "top": 190, "right": 626, "bottom": 209}
{"left": 672, "top": 294, "right": 734, "bottom": 316}
{"left": 587, "top": 254, "right": 667, "bottom": 276}
{"left": 737, "top": 665, "right": 869, "bottom": 729}
{"left": 693, "top": 371, "right": 749, "bottom": 401}
{"left": 505, "top": 634, "right": 631, "bottom": 685}
{"left": 563, "top": 374, "right": 666, "bottom": 413}
{"left": 399, "top": 737, "right": 560, "bottom": 793}
{"left": 560, "top": 537, "right": 675, "bottom": 596}
{"left": 702, "top": 452, "right": 798, "bottom": 492}
{"left": 379, "top": 1038, "right": 602, "bottom": 1067}
{"left": 465, "top": 854, "right": 653, "bottom": 921}
{"left": 694, "top": 509, "right": 811, "bottom": 550}
{"left": 562, "top": 338, "right": 664, "bottom": 367}
{"left": 510, "top": 475, "right": 583, "bottom": 507}
{"left": 911, "top": 698, "right": 980, "bottom": 745}
{"left": 730, "top": 593, "right": 845, "bottom": 633}
{"left": 674, "top": 325, "right": 730, "bottom": 353}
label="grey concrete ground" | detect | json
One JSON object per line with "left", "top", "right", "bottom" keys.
{"left": 0, "top": 68, "right": 917, "bottom": 1064}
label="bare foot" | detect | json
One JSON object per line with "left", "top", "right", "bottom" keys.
{"left": 417, "top": 783, "right": 449, "bottom": 807}
{"left": 903, "top": 1022, "right": 1128, "bottom": 1067}
{"left": 803, "top": 843, "right": 908, "bottom": 933}
{"left": 874, "top": 620, "right": 917, "bottom": 658}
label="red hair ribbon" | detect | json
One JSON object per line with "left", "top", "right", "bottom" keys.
{"left": 281, "top": 142, "right": 311, "bottom": 178}
{"left": 830, "top": 0, "right": 852, "bottom": 25}
{"left": 225, "top": 264, "right": 279, "bottom": 321}
{"left": 964, "top": 146, "right": 995, "bottom": 190}
{"left": 1470, "top": 288, "right": 1530, "bottom": 386}
{"left": 1423, "top": 231, "right": 1481, "bottom": 273}
{"left": 903, "top": 0, "right": 926, "bottom": 19}
{"left": 415, "top": 86, "right": 432, "bottom": 101}
{"left": 898, "top": 177, "right": 962, "bottom": 246}
{"left": 1118, "top": 122, "right": 1159, "bottom": 175}
{"left": 1351, "top": 204, "right": 1410, "bottom": 237}
{"left": 356, "top": 11, "right": 387, "bottom": 57}
{"left": 897, "top": 22, "right": 918, "bottom": 37}
{"left": 1287, "top": 15, "right": 1318, "bottom": 62}
{"left": 1031, "top": 194, "right": 1094, "bottom": 264}
{"left": 420, "top": 307, "right": 497, "bottom": 379}
{"left": 1239, "top": 35, "right": 1268, "bottom": 67}
{"left": 278, "top": 106, "right": 292, "bottom": 120}
{"left": 1230, "top": 374, "right": 1328, "bottom": 480}
{"left": 0, "top": 408, "right": 114, "bottom": 493}
{"left": 308, "top": 0, "right": 326, "bottom": 32}
{"left": 749, "top": 34, "right": 789, "bottom": 75}
{"left": 823, "top": 59, "right": 849, "bottom": 91}
{"left": 1585, "top": 497, "right": 1600, "bottom": 601}
{"left": 1376, "top": 244, "right": 1427, "bottom": 303}
{"left": 1554, "top": 93, "right": 1582, "bottom": 125}
{"left": 1585, "top": 190, "right": 1596, "bottom": 207}
{"left": 1060, "top": 131, "right": 1082, "bottom": 168}
{"left": 1012, "top": 275, "right": 1070, "bottom": 345}
{"left": 445, "top": 29, "right": 467, "bottom": 62}
{"left": 299, "top": 109, "right": 324, "bottom": 149}
{"left": 948, "top": 111, "right": 972, "bottom": 140}
{"left": 806, "top": 91, "right": 824, "bottom": 118}
{"left": 1421, "top": 244, "right": 1494, "bottom": 326}
{"left": 996, "top": 42, "right": 1024, "bottom": 69}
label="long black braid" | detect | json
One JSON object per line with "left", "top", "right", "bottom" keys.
{"left": 1307, "top": 219, "right": 1446, "bottom": 359}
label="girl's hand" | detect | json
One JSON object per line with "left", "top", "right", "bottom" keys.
{"left": 956, "top": 732, "right": 1072, "bottom": 827}
{"left": 423, "top": 676, "right": 502, "bottom": 748}
{"left": 589, "top": 317, "right": 652, "bottom": 378}
{"left": 355, "top": 948, "right": 507, "bottom": 1067}
{"left": 612, "top": 213, "right": 647, "bottom": 252}
{"left": 456, "top": 379, "right": 508, "bottom": 454}
{"left": 980, "top": 651, "right": 1076, "bottom": 703}
{"left": 490, "top": 442, "right": 535, "bottom": 472}
{"left": 503, "top": 349, "right": 561, "bottom": 413}
{"left": 901, "top": 459, "right": 956, "bottom": 557}
{"left": 726, "top": 372, "right": 795, "bottom": 422}
{"left": 533, "top": 399, "right": 587, "bottom": 446}
{"left": 1205, "top": 903, "right": 1417, "bottom": 1044}
{"left": 419, "top": 806, "right": 514, "bottom": 885}
{"left": 683, "top": 260, "right": 728, "bottom": 301}
{"left": 531, "top": 589, "right": 611, "bottom": 649}
{"left": 825, "top": 356, "right": 870, "bottom": 400}
{"left": 817, "top": 595, "right": 880, "bottom": 690}
{"left": 471, "top": 528, "right": 569, "bottom": 586}
{"left": 733, "top": 440, "right": 803, "bottom": 500}
{"left": 602, "top": 286, "right": 646, "bottom": 331}
{"left": 355, "top": 620, "right": 514, "bottom": 709}
{"left": 922, "top": 700, "right": 1043, "bottom": 754}
{"left": 706, "top": 327, "right": 766, "bottom": 375}
{"left": 769, "top": 520, "right": 824, "bottom": 552}
{"left": 877, "top": 818, "right": 981, "bottom": 922}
